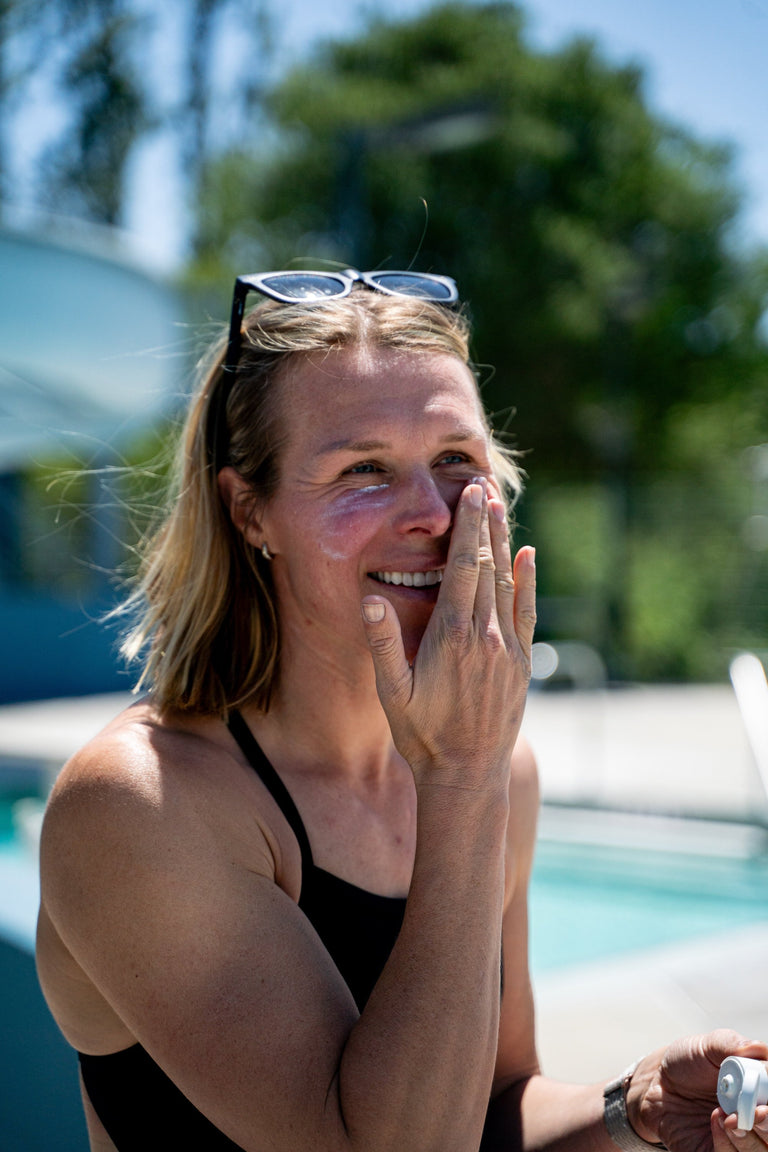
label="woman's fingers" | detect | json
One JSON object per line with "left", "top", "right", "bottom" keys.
{"left": 362, "top": 481, "right": 535, "bottom": 780}
{"left": 435, "top": 480, "right": 485, "bottom": 630}
{"left": 472, "top": 482, "right": 499, "bottom": 630}
{"left": 713, "top": 1109, "right": 737, "bottom": 1152}
{"left": 436, "top": 480, "right": 535, "bottom": 656}
{"left": 717, "top": 1110, "right": 768, "bottom": 1150}
{"left": 361, "top": 596, "right": 413, "bottom": 716}
{"left": 436, "top": 479, "right": 508, "bottom": 633}
{"left": 755, "top": 1105, "right": 768, "bottom": 1145}
{"left": 487, "top": 486, "right": 535, "bottom": 659}
{"left": 512, "top": 546, "right": 537, "bottom": 654}
{"left": 487, "top": 495, "right": 515, "bottom": 637}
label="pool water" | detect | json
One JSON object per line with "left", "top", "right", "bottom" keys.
{"left": 530, "top": 838, "right": 768, "bottom": 972}
{"left": 0, "top": 795, "right": 42, "bottom": 950}
{"left": 3, "top": 795, "right": 768, "bottom": 970}
{"left": 0, "top": 792, "right": 33, "bottom": 840}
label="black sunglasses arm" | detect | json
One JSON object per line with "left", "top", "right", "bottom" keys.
{"left": 225, "top": 278, "right": 252, "bottom": 372}
{"left": 208, "top": 279, "right": 251, "bottom": 471}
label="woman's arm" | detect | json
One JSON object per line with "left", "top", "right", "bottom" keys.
{"left": 343, "top": 478, "right": 536, "bottom": 1151}
{"left": 512, "top": 1034, "right": 768, "bottom": 1152}
{"left": 486, "top": 1037, "right": 768, "bottom": 1152}
{"left": 480, "top": 722, "right": 768, "bottom": 1152}
{"left": 484, "top": 869, "right": 768, "bottom": 1152}
{"left": 42, "top": 744, "right": 511, "bottom": 1152}
{"left": 41, "top": 479, "right": 536, "bottom": 1152}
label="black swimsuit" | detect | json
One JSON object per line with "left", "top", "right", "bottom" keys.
{"left": 78, "top": 711, "right": 407, "bottom": 1150}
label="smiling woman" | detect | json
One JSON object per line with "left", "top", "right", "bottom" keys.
{"left": 121, "top": 282, "right": 521, "bottom": 715}
{"left": 36, "top": 271, "right": 768, "bottom": 1152}
{"left": 219, "top": 342, "right": 503, "bottom": 667}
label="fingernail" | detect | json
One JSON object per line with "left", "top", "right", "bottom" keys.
{"left": 467, "top": 483, "right": 482, "bottom": 508}
{"left": 731, "top": 1128, "right": 748, "bottom": 1138}
{"left": 362, "top": 601, "right": 385, "bottom": 623}
{"left": 755, "top": 1118, "right": 768, "bottom": 1135}
{"left": 490, "top": 500, "right": 506, "bottom": 522}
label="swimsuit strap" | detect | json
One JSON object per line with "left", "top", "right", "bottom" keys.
{"left": 227, "top": 709, "right": 315, "bottom": 871}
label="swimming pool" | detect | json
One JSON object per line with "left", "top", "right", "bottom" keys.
{"left": 4, "top": 791, "right": 768, "bottom": 969}
{"left": 531, "top": 835, "right": 768, "bottom": 972}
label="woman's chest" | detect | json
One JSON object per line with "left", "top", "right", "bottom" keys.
{"left": 289, "top": 772, "right": 417, "bottom": 899}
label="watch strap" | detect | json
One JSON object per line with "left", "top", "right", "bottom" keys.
{"left": 604, "top": 1061, "right": 667, "bottom": 1151}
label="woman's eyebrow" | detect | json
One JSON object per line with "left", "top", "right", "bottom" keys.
{"left": 317, "top": 438, "right": 389, "bottom": 457}
{"left": 316, "top": 428, "right": 484, "bottom": 458}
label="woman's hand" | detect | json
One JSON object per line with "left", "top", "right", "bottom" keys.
{"left": 360, "top": 478, "right": 536, "bottom": 786}
{"left": 628, "top": 1031, "right": 768, "bottom": 1152}
{"left": 715, "top": 1104, "right": 768, "bottom": 1152}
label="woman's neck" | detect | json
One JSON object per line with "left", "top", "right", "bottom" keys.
{"left": 244, "top": 632, "right": 397, "bottom": 784}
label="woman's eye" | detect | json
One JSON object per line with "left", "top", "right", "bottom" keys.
{"left": 346, "top": 462, "right": 379, "bottom": 474}
{"left": 439, "top": 453, "right": 469, "bottom": 466}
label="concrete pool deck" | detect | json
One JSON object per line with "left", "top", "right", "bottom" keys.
{"left": 535, "top": 921, "right": 768, "bottom": 1082}
{"left": 1, "top": 682, "right": 768, "bottom": 1087}
{"left": 1, "top": 681, "right": 765, "bottom": 817}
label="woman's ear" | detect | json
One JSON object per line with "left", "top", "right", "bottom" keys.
{"left": 217, "top": 467, "right": 264, "bottom": 549}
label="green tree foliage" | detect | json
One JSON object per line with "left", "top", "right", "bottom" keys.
{"left": 192, "top": 3, "right": 766, "bottom": 470}
{"left": 190, "top": 1, "right": 768, "bottom": 679}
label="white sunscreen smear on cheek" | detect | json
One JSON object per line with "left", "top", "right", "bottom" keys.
{"left": 315, "top": 485, "right": 393, "bottom": 561}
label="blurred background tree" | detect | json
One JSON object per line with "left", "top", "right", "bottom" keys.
{"left": 186, "top": 1, "right": 768, "bottom": 679}
{"left": 39, "top": 0, "right": 151, "bottom": 225}
{"left": 4, "top": 0, "right": 767, "bottom": 681}
{"left": 1, "top": 0, "right": 272, "bottom": 231}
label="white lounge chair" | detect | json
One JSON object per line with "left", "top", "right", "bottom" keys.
{"left": 729, "top": 652, "right": 768, "bottom": 810}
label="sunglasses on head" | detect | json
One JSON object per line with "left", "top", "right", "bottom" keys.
{"left": 209, "top": 268, "right": 460, "bottom": 471}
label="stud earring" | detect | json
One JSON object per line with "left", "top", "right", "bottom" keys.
{"left": 260, "top": 542, "right": 273, "bottom": 561}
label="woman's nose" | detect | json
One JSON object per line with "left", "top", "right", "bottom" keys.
{"left": 392, "top": 471, "right": 455, "bottom": 537}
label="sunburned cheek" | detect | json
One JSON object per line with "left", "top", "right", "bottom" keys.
{"left": 313, "top": 486, "right": 394, "bottom": 562}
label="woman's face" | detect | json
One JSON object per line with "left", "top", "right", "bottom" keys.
{"left": 257, "top": 344, "right": 496, "bottom": 669}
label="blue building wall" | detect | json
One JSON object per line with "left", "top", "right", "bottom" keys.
{"left": 0, "top": 592, "right": 130, "bottom": 703}
{"left": 0, "top": 226, "right": 185, "bottom": 704}
{"left": 0, "top": 936, "right": 87, "bottom": 1151}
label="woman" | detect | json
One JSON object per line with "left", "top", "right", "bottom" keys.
{"left": 37, "top": 268, "right": 767, "bottom": 1151}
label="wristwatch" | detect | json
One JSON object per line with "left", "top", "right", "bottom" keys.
{"left": 604, "top": 1061, "right": 667, "bottom": 1151}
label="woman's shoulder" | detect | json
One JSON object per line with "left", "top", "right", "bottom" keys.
{"left": 44, "top": 699, "right": 227, "bottom": 819}
{"left": 510, "top": 732, "right": 539, "bottom": 801}
{"left": 40, "top": 699, "right": 282, "bottom": 907}
{"left": 36, "top": 702, "right": 292, "bottom": 1061}
{"left": 504, "top": 733, "right": 540, "bottom": 890}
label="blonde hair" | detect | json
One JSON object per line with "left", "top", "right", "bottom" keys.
{"left": 121, "top": 288, "right": 523, "bottom": 715}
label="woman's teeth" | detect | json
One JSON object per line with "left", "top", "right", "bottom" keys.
{"left": 373, "top": 570, "right": 443, "bottom": 587}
